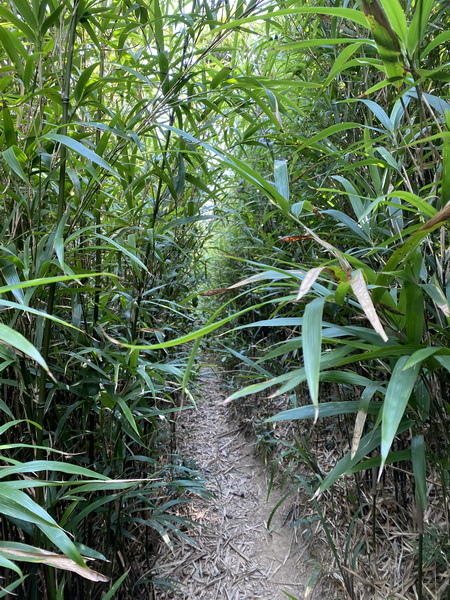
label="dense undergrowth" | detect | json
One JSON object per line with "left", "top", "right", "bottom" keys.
{"left": 204, "top": 1, "right": 450, "bottom": 597}
{"left": 1, "top": 0, "right": 450, "bottom": 598}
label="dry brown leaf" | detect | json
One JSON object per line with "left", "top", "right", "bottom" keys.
{"left": 418, "top": 201, "right": 450, "bottom": 231}
{"left": 295, "top": 267, "right": 326, "bottom": 302}
{"left": 199, "top": 288, "right": 230, "bottom": 296}
{"left": 351, "top": 409, "right": 368, "bottom": 459}
{"left": 0, "top": 547, "right": 109, "bottom": 582}
{"left": 350, "top": 270, "right": 388, "bottom": 342}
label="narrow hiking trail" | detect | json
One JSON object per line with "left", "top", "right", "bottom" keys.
{"left": 153, "top": 363, "right": 316, "bottom": 600}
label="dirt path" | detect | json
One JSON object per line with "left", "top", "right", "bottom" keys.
{"left": 153, "top": 364, "right": 315, "bottom": 600}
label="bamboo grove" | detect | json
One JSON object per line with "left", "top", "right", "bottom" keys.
{"left": 0, "top": 0, "right": 448, "bottom": 599}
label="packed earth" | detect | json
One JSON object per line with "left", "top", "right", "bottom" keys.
{"left": 153, "top": 363, "right": 317, "bottom": 600}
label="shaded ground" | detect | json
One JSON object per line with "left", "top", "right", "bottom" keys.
{"left": 153, "top": 363, "right": 316, "bottom": 600}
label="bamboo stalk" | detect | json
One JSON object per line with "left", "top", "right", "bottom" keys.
{"left": 37, "top": 0, "right": 80, "bottom": 449}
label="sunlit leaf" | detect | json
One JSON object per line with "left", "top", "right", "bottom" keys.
{"left": 302, "top": 297, "right": 325, "bottom": 419}
{"left": 380, "top": 356, "right": 421, "bottom": 476}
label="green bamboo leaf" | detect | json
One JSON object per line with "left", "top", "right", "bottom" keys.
{"left": 357, "top": 99, "right": 394, "bottom": 132}
{"left": 115, "top": 396, "right": 139, "bottom": 435}
{"left": 407, "top": 0, "right": 434, "bottom": 55}
{"left": 380, "top": 356, "right": 421, "bottom": 476}
{"left": 387, "top": 191, "right": 436, "bottom": 217}
{"left": 404, "top": 280, "right": 424, "bottom": 344}
{"left": 403, "top": 347, "right": 440, "bottom": 370}
{"left": 0, "top": 273, "right": 113, "bottom": 296}
{"left": 411, "top": 435, "right": 427, "bottom": 512}
{"left": 317, "top": 419, "right": 413, "bottom": 496}
{"left": 210, "top": 66, "right": 232, "bottom": 89}
{"left": 101, "top": 571, "right": 129, "bottom": 600}
{"left": 73, "top": 62, "right": 100, "bottom": 102}
{"left": 226, "top": 367, "right": 381, "bottom": 405}
{"left": 362, "top": 0, "right": 405, "bottom": 85}
{"left": 209, "top": 7, "right": 369, "bottom": 34}
{"left": 0, "top": 461, "right": 109, "bottom": 480}
{"left": 157, "top": 123, "right": 296, "bottom": 214}
{"left": 10, "top": 0, "right": 37, "bottom": 31}
{"left": 373, "top": 229, "right": 430, "bottom": 304}
{"left": 271, "top": 348, "right": 369, "bottom": 398}
{"left": 279, "top": 38, "right": 372, "bottom": 50}
{"left": 228, "top": 269, "right": 304, "bottom": 289}
{"left": 406, "top": 90, "right": 450, "bottom": 117}
{"left": 0, "top": 7, "right": 36, "bottom": 40}
{"left": 96, "top": 234, "right": 149, "bottom": 273}
{"left": 6, "top": 479, "right": 139, "bottom": 493}
{"left": 1, "top": 261, "right": 24, "bottom": 304}
{"left": 435, "top": 355, "right": 450, "bottom": 374}
{"left": 274, "top": 160, "right": 289, "bottom": 202}
{"left": 302, "top": 297, "right": 325, "bottom": 418}
{"left": 422, "top": 280, "right": 450, "bottom": 317}
{"left": 325, "top": 210, "right": 370, "bottom": 243}
{"left": 298, "top": 123, "right": 362, "bottom": 152}
{"left": 2, "top": 103, "right": 17, "bottom": 147}
{"left": 224, "top": 369, "right": 304, "bottom": 405}
{"left": 0, "top": 485, "right": 86, "bottom": 567}
{"left": 105, "top": 299, "right": 270, "bottom": 351}
{"left": 325, "top": 42, "right": 366, "bottom": 85}
{"left": 40, "top": 4, "right": 65, "bottom": 36}
{"left": 350, "top": 450, "right": 411, "bottom": 474}
{"left": 0, "top": 26, "right": 25, "bottom": 77}
{"left": 331, "top": 175, "right": 366, "bottom": 222}
{"left": 0, "top": 419, "right": 39, "bottom": 437}
{"left": 53, "top": 211, "right": 69, "bottom": 270}
{"left": 221, "top": 345, "right": 272, "bottom": 378}
{"left": 63, "top": 479, "right": 148, "bottom": 494}
{"left": 2, "top": 146, "right": 28, "bottom": 182}
{"left": 0, "top": 551, "right": 23, "bottom": 576}
{"left": 0, "top": 324, "right": 49, "bottom": 372}
{"left": 43, "top": 133, "right": 121, "bottom": 179}
{"left": 378, "top": 0, "right": 408, "bottom": 45}
{"left": 151, "top": 0, "right": 164, "bottom": 51}
{"left": 420, "top": 30, "right": 450, "bottom": 60}
{"left": 267, "top": 400, "right": 382, "bottom": 423}
{"left": 231, "top": 86, "right": 282, "bottom": 130}
{"left": 442, "top": 124, "right": 450, "bottom": 205}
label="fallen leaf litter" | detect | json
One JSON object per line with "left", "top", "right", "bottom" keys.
{"left": 152, "top": 363, "right": 316, "bottom": 599}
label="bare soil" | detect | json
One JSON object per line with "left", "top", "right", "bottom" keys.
{"left": 152, "top": 363, "right": 317, "bottom": 600}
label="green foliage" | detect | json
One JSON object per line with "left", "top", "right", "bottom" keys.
{"left": 0, "top": 0, "right": 281, "bottom": 596}
{"left": 1, "top": 0, "right": 449, "bottom": 597}
{"left": 205, "top": 0, "right": 450, "bottom": 597}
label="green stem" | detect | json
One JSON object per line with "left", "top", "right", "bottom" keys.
{"left": 130, "top": 127, "right": 173, "bottom": 340}
{"left": 93, "top": 45, "right": 105, "bottom": 329}
{"left": 35, "top": 6, "right": 80, "bottom": 599}
{"left": 37, "top": 0, "right": 80, "bottom": 450}
{"left": 418, "top": 531, "right": 423, "bottom": 600}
